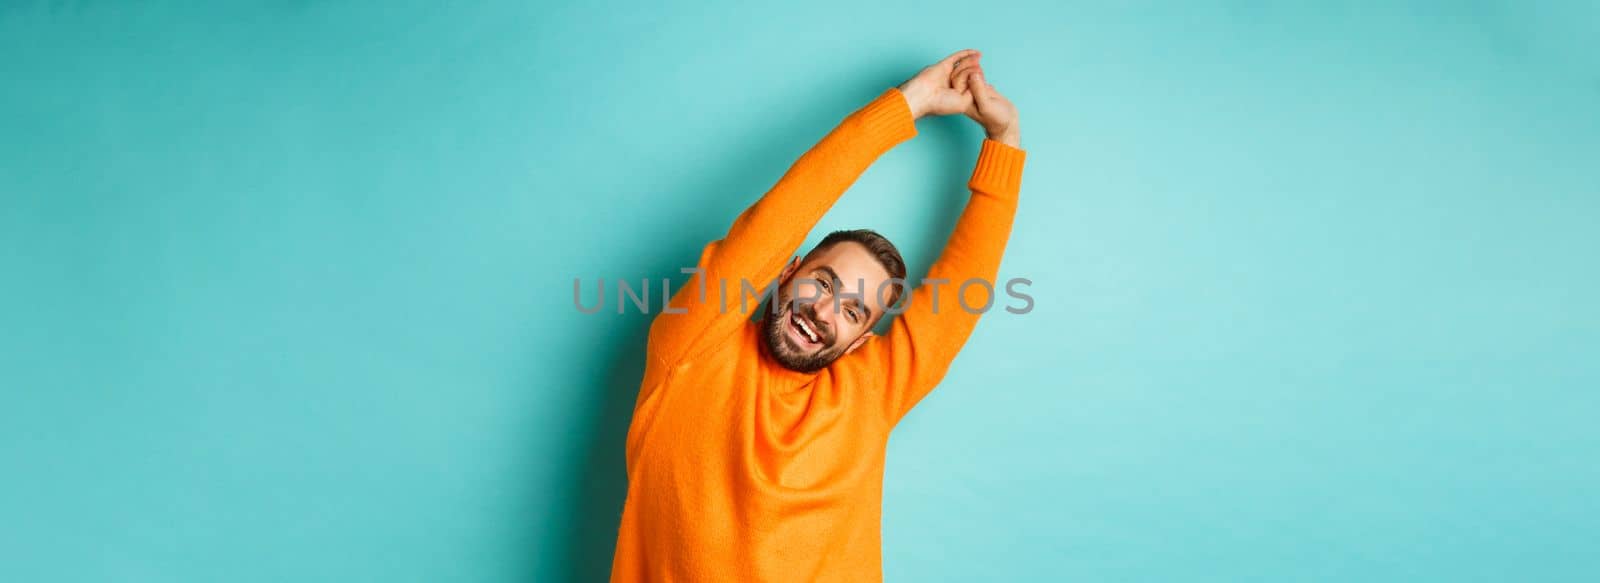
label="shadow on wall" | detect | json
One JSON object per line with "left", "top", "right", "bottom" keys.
{"left": 544, "top": 58, "right": 984, "bottom": 583}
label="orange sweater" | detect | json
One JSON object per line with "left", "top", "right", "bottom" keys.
{"left": 609, "top": 88, "right": 1027, "bottom": 582}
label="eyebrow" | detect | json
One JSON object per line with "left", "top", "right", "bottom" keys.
{"left": 815, "top": 265, "right": 872, "bottom": 323}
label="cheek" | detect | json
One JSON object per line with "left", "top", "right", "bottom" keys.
{"left": 834, "top": 321, "right": 863, "bottom": 345}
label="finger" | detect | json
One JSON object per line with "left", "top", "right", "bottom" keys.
{"left": 970, "top": 71, "right": 995, "bottom": 102}
{"left": 951, "top": 56, "right": 981, "bottom": 89}
{"left": 954, "top": 64, "right": 984, "bottom": 94}
{"left": 935, "top": 49, "right": 980, "bottom": 70}
{"left": 963, "top": 81, "right": 983, "bottom": 118}
{"left": 949, "top": 56, "right": 973, "bottom": 77}
{"left": 951, "top": 67, "right": 973, "bottom": 93}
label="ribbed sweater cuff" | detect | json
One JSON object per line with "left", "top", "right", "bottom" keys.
{"left": 969, "top": 138, "right": 1027, "bottom": 198}
{"left": 853, "top": 88, "right": 919, "bottom": 151}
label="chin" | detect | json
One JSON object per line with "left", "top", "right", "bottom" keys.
{"left": 762, "top": 318, "right": 835, "bottom": 373}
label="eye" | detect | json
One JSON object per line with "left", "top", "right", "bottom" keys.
{"left": 846, "top": 307, "right": 859, "bottom": 323}
{"left": 820, "top": 278, "right": 832, "bottom": 291}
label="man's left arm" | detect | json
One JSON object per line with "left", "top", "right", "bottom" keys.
{"left": 853, "top": 66, "right": 1026, "bottom": 423}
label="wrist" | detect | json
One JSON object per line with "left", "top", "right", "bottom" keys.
{"left": 988, "top": 124, "right": 1020, "bottom": 148}
{"left": 896, "top": 82, "right": 927, "bottom": 119}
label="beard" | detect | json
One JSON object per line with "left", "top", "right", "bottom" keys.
{"left": 761, "top": 298, "right": 845, "bottom": 373}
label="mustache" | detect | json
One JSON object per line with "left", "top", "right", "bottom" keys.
{"left": 792, "top": 303, "right": 834, "bottom": 345}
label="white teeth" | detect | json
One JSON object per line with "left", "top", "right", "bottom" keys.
{"left": 792, "top": 315, "right": 819, "bottom": 343}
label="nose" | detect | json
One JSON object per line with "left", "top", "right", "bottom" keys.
{"left": 811, "top": 296, "right": 837, "bottom": 326}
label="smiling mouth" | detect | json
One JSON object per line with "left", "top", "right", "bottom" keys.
{"left": 790, "top": 313, "right": 821, "bottom": 345}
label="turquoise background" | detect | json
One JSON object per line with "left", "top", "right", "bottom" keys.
{"left": 3, "top": 1, "right": 1597, "bottom": 581}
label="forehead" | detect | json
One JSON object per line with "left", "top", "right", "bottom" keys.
{"left": 801, "top": 242, "right": 892, "bottom": 290}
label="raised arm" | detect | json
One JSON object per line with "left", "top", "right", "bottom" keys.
{"left": 854, "top": 62, "right": 1026, "bottom": 423}
{"left": 646, "top": 50, "right": 987, "bottom": 368}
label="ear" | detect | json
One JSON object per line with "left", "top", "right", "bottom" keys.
{"left": 844, "top": 331, "right": 874, "bottom": 355}
{"left": 780, "top": 256, "right": 800, "bottom": 280}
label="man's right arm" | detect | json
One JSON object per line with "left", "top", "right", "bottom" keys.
{"left": 646, "top": 89, "right": 919, "bottom": 368}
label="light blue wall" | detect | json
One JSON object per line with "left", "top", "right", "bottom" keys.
{"left": 3, "top": 1, "right": 1596, "bottom": 581}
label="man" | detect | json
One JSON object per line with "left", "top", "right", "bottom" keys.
{"left": 609, "top": 49, "right": 1025, "bottom": 582}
